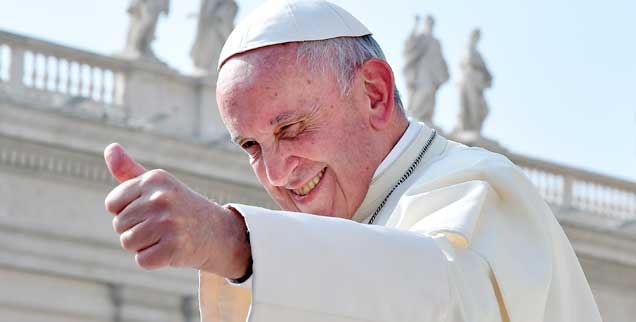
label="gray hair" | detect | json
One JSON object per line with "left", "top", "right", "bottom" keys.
{"left": 296, "top": 35, "right": 404, "bottom": 113}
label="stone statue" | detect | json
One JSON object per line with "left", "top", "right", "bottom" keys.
{"left": 403, "top": 15, "right": 449, "bottom": 126}
{"left": 122, "top": 0, "right": 171, "bottom": 60}
{"left": 456, "top": 28, "right": 492, "bottom": 134}
{"left": 190, "top": 0, "right": 238, "bottom": 73}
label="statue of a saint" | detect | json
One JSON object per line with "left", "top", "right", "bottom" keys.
{"left": 456, "top": 28, "right": 492, "bottom": 134}
{"left": 123, "top": 0, "right": 171, "bottom": 60}
{"left": 190, "top": 0, "right": 238, "bottom": 73}
{"left": 403, "top": 15, "right": 449, "bottom": 126}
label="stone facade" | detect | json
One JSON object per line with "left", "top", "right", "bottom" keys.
{"left": 1, "top": 29, "right": 635, "bottom": 322}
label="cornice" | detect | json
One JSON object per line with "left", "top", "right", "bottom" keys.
{"left": 0, "top": 97, "right": 260, "bottom": 187}
{"left": 0, "top": 134, "right": 275, "bottom": 208}
{"left": 0, "top": 99, "right": 276, "bottom": 208}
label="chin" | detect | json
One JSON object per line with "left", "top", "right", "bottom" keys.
{"left": 274, "top": 197, "right": 348, "bottom": 219}
{"left": 302, "top": 202, "right": 353, "bottom": 219}
{"left": 301, "top": 206, "right": 333, "bottom": 217}
{"left": 274, "top": 200, "right": 300, "bottom": 213}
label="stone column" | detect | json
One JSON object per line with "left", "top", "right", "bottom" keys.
{"left": 9, "top": 46, "right": 24, "bottom": 88}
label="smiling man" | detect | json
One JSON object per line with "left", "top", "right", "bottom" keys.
{"left": 103, "top": 1, "right": 602, "bottom": 322}
{"left": 218, "top": 40, "right": 409, "bottom": 219}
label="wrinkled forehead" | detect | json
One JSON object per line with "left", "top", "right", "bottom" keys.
{"left": 216, "top": 43, "right": 326, "bottom": 134}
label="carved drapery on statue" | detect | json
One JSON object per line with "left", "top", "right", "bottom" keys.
{"left": 122, "top": 0, "right": 170, "bottom": 60}
{"left": 456, "top": 28, "right": 492, "bottom": 134}
{"left": 403, "top": 15, "right": 449, "bottom": 127}
{"left": 190, "top": 0, "right": 238, "bottom": 73}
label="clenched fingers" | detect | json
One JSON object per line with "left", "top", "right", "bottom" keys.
{"left": 105, "top": 177, "right": 142, "bottom": 215}
{"left": 112, "top": 196, "right": 153, "bottom": 234}
{"left": 119, "top": 217, "right": 165, "bottom": 252}
{"left": 135, "top": 238, "right": 177, "bottom": 270}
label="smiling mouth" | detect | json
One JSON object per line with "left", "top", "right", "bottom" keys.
{"left": 291, "top": 168, "right": 326, "bottom": 196}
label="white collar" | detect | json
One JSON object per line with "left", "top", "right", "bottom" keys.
{"left": 352, "top": 120, "right": 434, "bottom": 223}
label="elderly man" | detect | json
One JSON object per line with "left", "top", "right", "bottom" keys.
{"left": 103, "top": 1, "right": 602, "bottom": 321}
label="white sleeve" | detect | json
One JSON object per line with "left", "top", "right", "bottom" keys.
{"left": 225, "top": 204, "right": 453, "bottom": 322}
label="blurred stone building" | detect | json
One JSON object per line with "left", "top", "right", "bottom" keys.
{"left": 0, "top": 27, "right": 635, "bottom": 322}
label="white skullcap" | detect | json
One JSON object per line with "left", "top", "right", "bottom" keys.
{"left": 218, "top": 0, "right": 372, "bottom": 70}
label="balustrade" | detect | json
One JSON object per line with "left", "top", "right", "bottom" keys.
{"left": 0, "top": 30, "right": 125, "bottom": 110}
{"left": 512, "top": 154, "right": 636, "bottom": 221}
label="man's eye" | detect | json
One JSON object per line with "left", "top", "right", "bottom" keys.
{"left": 280, "top": 122, "right": 303, "bottom": 138}
{"left": 241, "top": 140, "right": 258, "bottom": 150}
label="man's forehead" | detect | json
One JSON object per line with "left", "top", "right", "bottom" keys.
{"left": 217, "top": 43, "right": 327, "bottom": 143}
{"left": 219, "top": 43, "right": 300, "bottom": 80}
{"left": 218, "top": 51, "right": 300, "bottom": 111}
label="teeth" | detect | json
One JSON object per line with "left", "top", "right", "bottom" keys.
{"left": 292, "top": 168, "right": 325, "bottom": 196}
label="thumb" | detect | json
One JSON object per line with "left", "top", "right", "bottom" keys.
{"left": 104, "top": 143, "right": 147, "bottom": 183}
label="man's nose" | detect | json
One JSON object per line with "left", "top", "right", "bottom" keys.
{"left": 262, "top": 145, "right": 299, "bottom": 187}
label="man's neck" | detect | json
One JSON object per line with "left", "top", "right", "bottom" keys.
{"left": 380, "top": 116, "right": 409, "bottom": 165}
{"left": 373, "top": 116, "right": 411, "bottom": 178}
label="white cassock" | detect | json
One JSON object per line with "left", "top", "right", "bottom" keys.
{"left": 199, "top": 121, "right": 602, "bottom": 322}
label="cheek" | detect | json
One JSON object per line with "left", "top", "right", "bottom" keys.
{"left": 331, "top": 122, "right": 376, "bottom": 182}
{"left": 252, "top": 162, "right": 270, "bottom": 188}
{"left": 332, "top": 120, "right": 370, "bottom": 161}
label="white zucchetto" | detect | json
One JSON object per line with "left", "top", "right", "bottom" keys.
{"left": 218, "top": 0, "right": 372, "bottom": 70}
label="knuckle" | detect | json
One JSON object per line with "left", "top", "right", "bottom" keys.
{"left": 104, "top": 193, "right": 118, "bottom": 214}
{"left": 142, "top": 169, "right": 171, "bottom": 186}
{"left": 112, "top": 216, "right": 123, "bottom": 234}
{"left": 136, "top": 250, "right": 167, "bottom": 270}
{"left": 157, "top": 213, "right": 176, "bottom": 227}
{"left": 147, "top": 191, "right": 173, "bottom": 213}
{"left": 119, "top": 231, "right": 134, "bottom": 250}
{"left": 113, "top": 214, "right": 136, "bottom": 235}
{"left": 105, "top": 179, "right": 140, "bottom": 215}
{"left": 148, "top": 190, "right": 172, "bottom": 207}
{"left": 136, "top": 254, "right": 156, "bottom": 270}
{"left": 104, "top": 199, "right": 115, "bottom": 214}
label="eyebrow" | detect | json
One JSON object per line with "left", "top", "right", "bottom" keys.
{"left": 231, "top": 106, "right": 318, "bottom": 145}
{"left": 270, "top": 112, "right": 303, "bottom": 127}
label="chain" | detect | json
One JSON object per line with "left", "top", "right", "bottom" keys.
{"left": 367, "top": 130, "right": 437, "bottom": 225}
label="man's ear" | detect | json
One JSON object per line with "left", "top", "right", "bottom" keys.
{"left": 361, "top": 59, "right": 397, "bottom": 130}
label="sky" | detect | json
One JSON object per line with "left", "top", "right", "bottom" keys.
{"left": 0, "top": 0, "right": 634, "bottom": 181}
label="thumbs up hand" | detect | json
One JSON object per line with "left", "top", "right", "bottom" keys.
{"left": 103, "top": 143, "right": 251, "bottom": 279}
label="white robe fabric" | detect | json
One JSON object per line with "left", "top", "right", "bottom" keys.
{"left": 199, "top": 121, "right": 602, "bottom": 322}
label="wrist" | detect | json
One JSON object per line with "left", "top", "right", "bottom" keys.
{"left": 223, "top": 205, "right": 253, "bottom": 280}
{"left": 228, "top": 234, "right": 253, "bottom": 283}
